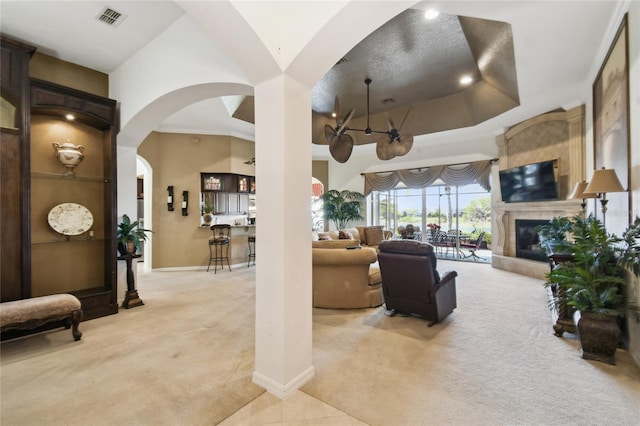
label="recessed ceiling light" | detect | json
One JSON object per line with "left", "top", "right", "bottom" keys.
{"left": 65, "top": 114, "right": 75, "bottom": 121}
{"left": 424, "top": 9, "right": 439, "bottom": 20}
{"left": 331, "top": 112, "right": 337, "bottom": 118}
{"left": 460, "top": 75, "right": 473, "bottom": 85}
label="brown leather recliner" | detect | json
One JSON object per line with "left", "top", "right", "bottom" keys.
{"left": 377, "top": 240, "right": 457, "bottom": 326}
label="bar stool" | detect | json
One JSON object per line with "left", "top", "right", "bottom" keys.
{"left": 247, "top": 234, "right": 256, "bottom": 267}
{"left": 208, "top": 224, "right": 231, "bottom": 273}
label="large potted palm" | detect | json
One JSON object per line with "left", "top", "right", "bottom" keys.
{"left": 320, "top": 189, "right": 365, "bottom": 230}
{"left": 546, "top": 215, "right": 640, "bottom": 364}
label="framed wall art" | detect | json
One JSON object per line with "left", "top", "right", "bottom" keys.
{"left": 592, "top": 13, "right": 630, "bottom": 235}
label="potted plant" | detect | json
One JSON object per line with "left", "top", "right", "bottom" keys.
{"left": 545, "top": 215, "right": 640, "bottom": 364}
{"left": 320, "top": 189, "right": 365, "bottom": 230}
{"left": 535, "top": 216, "right": 572, "bottom": 255}
{"left": 117, "top": 214, "right": 153, "bottom": 256}
{"left": 202, "top": 204, "right": 214, "bottom": 226}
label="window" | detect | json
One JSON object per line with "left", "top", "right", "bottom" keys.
{"left": 369, "top": 183, "right": 491, "bottom": 240}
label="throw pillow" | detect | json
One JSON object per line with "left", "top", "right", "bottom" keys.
{"left": 312, "top": 231, "right": 320, "bottom": 241}
{"left": 356, "top": 226, "right": 367, "bottom": 245}
{"left": 319, "top": 234, "right": 333, "bottom": 240}
{"left": 365, "top": 227, "right": 384, "bottom": 246}
{"left": 339, "top": 230, "right": 354, "bottom": 240}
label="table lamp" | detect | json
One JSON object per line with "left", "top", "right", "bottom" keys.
{"left": 583, "top": 168, "right": 626, "bottom": 227}
{"left": 567, "top": 180, "right": 597, "bottom": 216}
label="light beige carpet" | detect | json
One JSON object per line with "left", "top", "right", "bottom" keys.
{"left": 0, "top": 268, "right": 264, "bottom": 425}
{"left": 303, "top": 260, "right": 640, "bottom": 425}
{"left": 2, "top": 261, "right": 639, "bottom": 426}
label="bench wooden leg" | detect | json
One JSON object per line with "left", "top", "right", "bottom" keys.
{"left": 71, "top": 309, "right": 83, "bottom": 341}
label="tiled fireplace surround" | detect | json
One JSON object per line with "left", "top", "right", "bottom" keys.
{"left": 491, "top": 106, "right": 584, "bottom": 280}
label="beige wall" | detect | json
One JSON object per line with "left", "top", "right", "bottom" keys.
{"left": 312, "top": 160, "right": 329, "bottom": 191}
{"left": 138, "top": 132, "right": 255, "bottom": 268}
{"left": 30, "top": 52, "right": 108, "bottom": 98}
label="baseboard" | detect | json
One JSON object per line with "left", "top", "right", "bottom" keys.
{"left": 252, "top": 366, "right": 315, "bottom": 400}
{"left": 151, "top": 262, "right": 253, "bottom": 272}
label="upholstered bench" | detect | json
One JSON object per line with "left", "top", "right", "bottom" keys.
{"left": 1, "top": 294, "right": 83, "bottom": 341}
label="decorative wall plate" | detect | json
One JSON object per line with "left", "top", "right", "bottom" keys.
{"left": 47, "top": 203, "right": 93, "bottom": 236}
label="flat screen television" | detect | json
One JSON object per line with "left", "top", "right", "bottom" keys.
{"left": 499, "top": 160, "right": 559, "bottom": 203}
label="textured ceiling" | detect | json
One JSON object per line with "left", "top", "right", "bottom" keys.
{"left": 228, "top": 8, "right": 519, "bottom": 150}
{"left": 310, "top": 9, "right": 518, "bottom": 147}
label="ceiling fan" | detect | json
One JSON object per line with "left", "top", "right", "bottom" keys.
{"left": 324, "top": 78, "right": 414, "bottom": 163}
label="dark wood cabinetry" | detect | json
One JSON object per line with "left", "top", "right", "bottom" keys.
{"left": 201, "top": 172, "right": 254, "bottom": 215}
{"left": 1, "top": 37, "right": 35, "bottom": 302}
{"left": 1, "top": 37, "right": 118, "bottom": 320}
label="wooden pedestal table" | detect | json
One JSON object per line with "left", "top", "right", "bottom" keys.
{"left": 118, "top": 254, "right": 144, "bottom": 309}
{"left": 548, "top": 253, "right": 576, "bottom": 336}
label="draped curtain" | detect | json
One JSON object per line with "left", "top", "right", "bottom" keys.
{"left": 363, "top": 160, "right": 492, "bottom": 195}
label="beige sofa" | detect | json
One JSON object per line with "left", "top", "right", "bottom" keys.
{"left": 312, "top": 239, "right": 383, "bottom": 309}
{"left": 314, "top": 226, "right": 392, "bottom": 250}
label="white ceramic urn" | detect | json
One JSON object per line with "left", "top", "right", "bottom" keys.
{"left": 53, "top": 141, "right": 85, "bottom": 176}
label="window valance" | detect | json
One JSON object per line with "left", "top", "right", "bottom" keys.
{"left": 362, "top": 160, "right": 492, "bottom": 195}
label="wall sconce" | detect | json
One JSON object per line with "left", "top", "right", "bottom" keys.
{"left": 167, "top": 186, "right": 174, "bottom": 211}
{"left": 567, "top": 180, "right": 597, "bottom": 216}
{"left": 583, "top": 168, "right": 626, "bottom": 227}
{"left": 182, "top": 191, "right": 189, "bottom": 216}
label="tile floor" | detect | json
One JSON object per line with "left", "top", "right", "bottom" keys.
{"left": 218, "top": 390, "right": 368, "bottom": 425}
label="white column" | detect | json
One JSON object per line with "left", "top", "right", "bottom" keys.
{"left": 252, "top": 74, "right": 314, "bottom": 399}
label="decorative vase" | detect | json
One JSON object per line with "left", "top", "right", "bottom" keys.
{"left": 577, "top": 311, "right": 621, "bottom": 365}
{"left": 53, "top": 141, "right": 85, "bottom": 176}
{"left": 203, "top": 213, "right": 213, "bottom": 226}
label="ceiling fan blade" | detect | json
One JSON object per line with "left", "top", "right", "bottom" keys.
{"left": 376, "top": 136, "right": 396, "bottom": 161}
{"left": 336, "top": 107, "right": 355, "bottom": 135}
{"left": 324, "top": 123, "right": 337, "bottom": 144}
{"left": 390, "top": 134, "right": 414, "bottom": 157}
{"left": 330, "top": 134, "right": 354, "bottom": 163}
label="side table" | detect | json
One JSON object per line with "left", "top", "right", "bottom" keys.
{"left": 117, "top": 254, "right": 144, "bottom": 309}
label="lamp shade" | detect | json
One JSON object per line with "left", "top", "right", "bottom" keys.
{"left": 584, "top": 168, "right": 625, "bottom": 194}
{"left": 568, "top": 181, "right": 598, "bottom": 200}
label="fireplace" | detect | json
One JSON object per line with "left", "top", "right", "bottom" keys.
{"left": 515, "top": 219, "right": 547, "bottom": 262}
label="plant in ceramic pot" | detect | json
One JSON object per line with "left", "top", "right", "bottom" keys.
{"left": 202, "top": 204, "right": 214, "bottom": 226}
{"left": 320, "top": 189, "right": 365, "bottom": 230}
{"left": 117, "top": 214, "right": 153, "bottom": 256}
{"left": 546, "top": 215, "right": 640, "bottom": 364}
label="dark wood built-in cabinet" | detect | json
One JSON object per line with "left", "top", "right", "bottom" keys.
{"left": 1, "top": 37, "right": 119, "bottom": 321}
{"left": 201, "top": 172, "right": 254, "bottom": 215}
{"left": 1, "top": 38, "right": 35, "bottom": 302}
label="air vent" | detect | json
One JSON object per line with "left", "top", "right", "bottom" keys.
{"left": 96, "top": 6, "right": 127, "bottom": 27}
